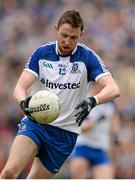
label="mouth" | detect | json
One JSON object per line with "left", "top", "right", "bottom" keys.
{"left": 63, "top": 46, "right": 70, "bottom": 50}
{"left": 58, "top": 44, "right": 73, "bottom": 56}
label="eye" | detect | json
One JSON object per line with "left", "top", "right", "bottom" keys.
{"left": 71, "top": 36, "right": 79, "bottom": 40}
{"left": 61, "top": 33, "right": 68, "bottom": 38}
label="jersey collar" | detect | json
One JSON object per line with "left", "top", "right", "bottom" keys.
{"left": 55, "top": 41, "right": 77, "bottom": 56}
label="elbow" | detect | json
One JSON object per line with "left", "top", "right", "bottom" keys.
{"left": 114, "top": 87, "right": 120, "bottom": 99}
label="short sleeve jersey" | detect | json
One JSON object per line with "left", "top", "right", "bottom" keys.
{"left": 25, "top": 41, "right": 110, "bottom": 134}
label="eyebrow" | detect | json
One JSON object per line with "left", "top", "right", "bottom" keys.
{"left": 61, "top": 33, "right": 80, "bottom": 38}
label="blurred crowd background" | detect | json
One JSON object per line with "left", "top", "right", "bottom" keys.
{"left": 0, "top": 0, "right": 135, "bottom": 178}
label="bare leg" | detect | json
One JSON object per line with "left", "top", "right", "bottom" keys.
{"left": 69, "top": 157, "right": 89, "bottom": 179}
{"left": 0, "top": 135, "right": 38, "bottom": 179}
{"left": 92, "top": 164, "right": 114, "bottom": 179}
{"left": 27, "top": 157, "right": 54, "bottom": 179}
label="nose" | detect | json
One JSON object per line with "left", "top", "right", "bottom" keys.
{"left": 64, "top": 37, "right": 71, "bottom": 46}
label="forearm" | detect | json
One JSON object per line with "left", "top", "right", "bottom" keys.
{"left": 13, "top": 70, "right": 36, "bottom": 104}
{"left": 92, "top": 75, "right": 120, "bottom": 105}
{"left": 94, "top": 84, "right": 120, "bottom": 105}
{"left": 13, "top": 85, "right": 27, "bottom": 104}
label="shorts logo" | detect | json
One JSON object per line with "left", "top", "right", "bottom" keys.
{"left": 19, "top": 124, "right": 28, "bottom": 131}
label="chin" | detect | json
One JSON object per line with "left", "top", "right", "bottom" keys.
{"left": 62, "top": 50, "right": 72, "bottom": 56}
{"left": 63, "top": 51, "right": 70, "bottom": 55}
{"left": 63, "top": 52, "right": 71, "bottom": 56}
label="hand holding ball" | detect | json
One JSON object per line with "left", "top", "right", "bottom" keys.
{"left": 28, "top": 90, "right": 61, "bottom": 124}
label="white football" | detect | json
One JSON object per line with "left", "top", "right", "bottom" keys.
{"left": 29, "top": 90, "right": 61, "bottom": 124}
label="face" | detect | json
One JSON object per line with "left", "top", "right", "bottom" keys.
{"left": 55, "top": 23, "right": 83, "bottom": 56}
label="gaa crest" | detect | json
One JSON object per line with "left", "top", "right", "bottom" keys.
{"left": 71, "top": 63, "right": 80, "bottom": 74}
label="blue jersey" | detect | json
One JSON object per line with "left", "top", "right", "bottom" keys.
{"left": 25, "top": 41, "right": 110, "bottom": 134}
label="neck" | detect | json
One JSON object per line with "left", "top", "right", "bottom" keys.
{"left": 58, "top": 52, "right": 70, "bottom": 57}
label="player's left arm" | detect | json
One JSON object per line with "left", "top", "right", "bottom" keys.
{"left": 75, "top": 74, "right": 120, "bottom": 126}
{"left": 94, "top": 74, "right": 120, "bottom": 105}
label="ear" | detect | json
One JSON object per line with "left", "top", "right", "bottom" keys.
{"left": 80, "top": 30, "right": 84, "bottom": 37}
{"left": 54, "top": 24, "right": 58, "bottom": 32}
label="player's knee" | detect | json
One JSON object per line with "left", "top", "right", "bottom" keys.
{"left": 0, "top": 168, "right": 16, "bottom": 179}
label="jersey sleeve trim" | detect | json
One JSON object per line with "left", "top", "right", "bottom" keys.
{"left": 24, "top": 68, "right": 38, "bottom": 78}
{"left": 95, "top": 72, "right": 111, "bottom": 81}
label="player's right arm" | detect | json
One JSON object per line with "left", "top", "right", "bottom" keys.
{"left": 13, "top": 70, "right": 37, "bottom": 120}
{"left": 13, "top": 46, "right": 40, "bottom": 119}
{"left": 13, "top": 70, "right": 36, "bottom": 104}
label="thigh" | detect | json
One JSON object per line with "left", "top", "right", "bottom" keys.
{"left": 27, "top": 157, "right": 54, "bottom": 179}
{"left": 69, "top": 145, "right": 90, "bottom": 178}
{"left": 92, "top": 164, "right": 114, "bottom": 179}
{"left": 35, "top": 124, "right": 78, "bottom": 174}
{"left": 69, "top": 157, "right": 89, "bottom": 179}
{"left": 3, "top": 135, "right": 38, "bottom": 177}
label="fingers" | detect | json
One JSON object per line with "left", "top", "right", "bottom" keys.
{"left": 20, "top": 96, "right": 36, "bottom": 122}
{"left": 25, "top": 107, "right": 36, "bottom": 121}
{"left": 76, "top": 113, "right": 87, "bottom": 126}
{"left": 75, "top": 100, "right": 88, "bottom": 110}
{"left": 75, "top": 99, "right": 91, "bottom": 126}
{"left": 75, "top": 103, "right": 82, "bottom": 109}
{"left": 26, "top": 114, "right": 36, "bottom": 121}
{"left": 75, "top": 108, "right": 83, "bottom": 117}
{"left": 25, "top": 108, "right": 33, "bottom": 114}
{"left": 75, "top": 108, "right": 88, "bottom": 126}
{"left": 26, "top": 96, "right": 32, "bottom": 102}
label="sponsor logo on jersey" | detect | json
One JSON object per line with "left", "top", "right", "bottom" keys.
{"left": 71, "top": 63, "right": 81, "bottom": 74}
{"left": 58, "top": 64, "right": 69, "bottom": 68}
{"left": 40, "top": 78, "right": 80, "bottom": 89}
{"left": 43, "top": 62, "right": 53, "bottom": 68}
